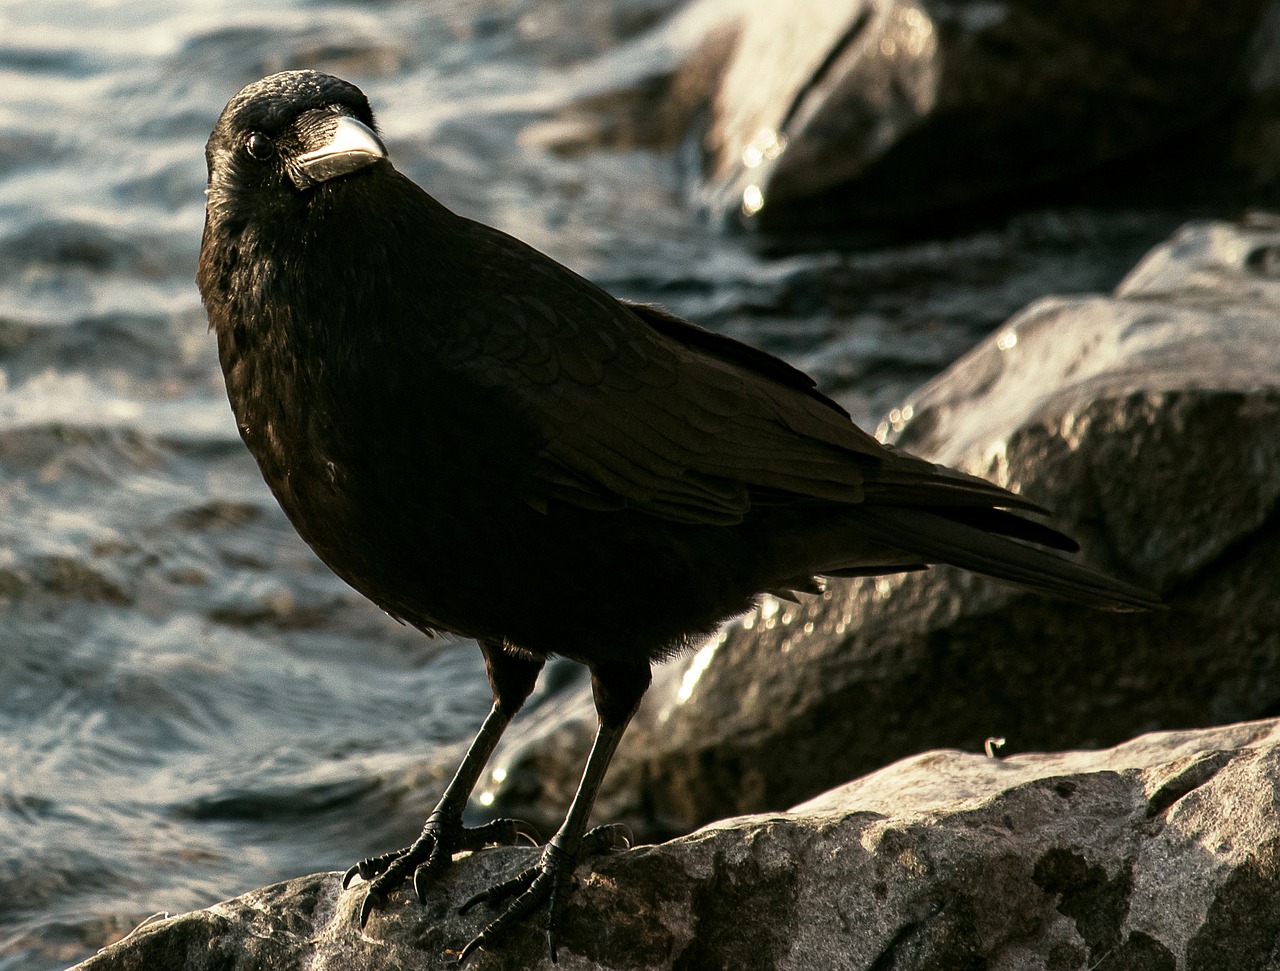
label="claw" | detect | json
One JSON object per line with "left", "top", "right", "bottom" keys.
{"left": 467, "top": 816, "right": 540, "bottom": 848}
{"left": 514, "top": 820, "right": 541, "bottom": 846}
{"left": 412, "top": 840, "right": 450, "bottom": 904}
{"left": 457, "top": 932, "right": 485, "bottom": 965}
{"left": 342, "top": 850, "right": 400, "bottom": 889}
{"left": 472, "top": 879, "right": 547, "bottom": 947}
{"left": 582, "top": 823, "right": 630, "bottom": 853}
{"left": 348, "top": 813, "right": 538, "bottom": 925}
{"left": 454, "top": 841, "right": 586, "bottom": 963}
{"left": 459, "top": 865, "right": 536, "bottom": 915}
{"left": 359, "top": 888, "right": 380, "bottom": 928}
{"left": 413, "top": 866, "right": 431, "bottom": 906}
{"left": 544, "top": 868, "right": 574, "bottom": 964}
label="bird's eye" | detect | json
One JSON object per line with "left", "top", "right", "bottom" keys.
{"left": 245, "top": 133, "right": 275, "bottom": 161}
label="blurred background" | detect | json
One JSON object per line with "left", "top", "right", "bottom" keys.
{"left": 0, "top": 0, "right": 1274, "bottom": 967}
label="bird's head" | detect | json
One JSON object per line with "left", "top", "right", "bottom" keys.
{"left": 203, "top": 70, "right": 388, "bottom": 228}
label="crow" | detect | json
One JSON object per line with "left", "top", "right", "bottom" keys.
{"left": 198, "top": 70, "right": 1159, "bottom": 963}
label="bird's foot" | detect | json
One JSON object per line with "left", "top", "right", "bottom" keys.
{"left": 343, "top": 811, "right": 538, "bottom": 926}
{"left": 457, "top": 824, "right": 628, "bottom": 965}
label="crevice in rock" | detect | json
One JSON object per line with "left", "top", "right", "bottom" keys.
{"left": 1144, "top": 750, "right": 1235, "bottom": 819}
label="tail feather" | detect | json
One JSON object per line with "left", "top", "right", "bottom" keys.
{"left": 929, "top": 505, "right": 1079, "bottom": 552}
{"left": 837, "top": 506, "right": 1161, "bottom": 612}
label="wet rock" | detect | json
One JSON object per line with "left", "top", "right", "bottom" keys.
{"left": 525, "top": 0, "right": 1276, "bottom": 228}
{"left": 73, "top": 718, "right": 1280, "bottom": 970}
{"left": 483, "top": 215, "right": 1280, "bottom": 843}
{"left": 703, "top": 0, "right": 1275, "bottom": 229}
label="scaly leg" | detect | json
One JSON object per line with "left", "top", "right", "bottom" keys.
{"left": 344, "top": 640, "right": 544, "bottom": 924}
{"left": 458, "top": 659, "right": 650, "bottom": 964}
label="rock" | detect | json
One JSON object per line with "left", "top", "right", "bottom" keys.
{"left": 73, "top": 718, "right": 1280, "bottom": 970}
{"left": 483, "top": 215, "right": 1280, "bottom": 843}
{"left": 523, "top": 0, "right": 1280, "bottom": 229}
{"left": 702, "top": 0, "right": 1276, "bottom": 229}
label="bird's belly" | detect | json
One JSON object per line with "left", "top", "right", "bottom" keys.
{"left": 250, "top": 432, "right": 501, "bottom": 636}
{"left": 226, "top": 366, "right": 760, "bottom": 659}
{"left": 276, "top": 451, "right": 756, "bottom": 658}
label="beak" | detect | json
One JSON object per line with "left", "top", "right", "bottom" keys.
{"left": 292, "top": 115, "right": 388, "bottom": 189}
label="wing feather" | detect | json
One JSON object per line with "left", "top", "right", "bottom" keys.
{"left": 432, "top": 218, "right": 1028, "bottom": 525}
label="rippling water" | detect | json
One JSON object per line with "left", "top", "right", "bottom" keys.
{"left": 0, "top": 1, "right": 1192, "bottom": 967}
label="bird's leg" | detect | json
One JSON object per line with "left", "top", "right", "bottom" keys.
{"left": 458, "top": 660, "right": 650, "bottom": 964}
{"left": 345, "top": 640, "right": 544, "bottom": 925}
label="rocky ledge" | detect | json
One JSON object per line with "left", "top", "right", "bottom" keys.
{"left": 73, "top": 717, "right": 1280, "bottom": 970}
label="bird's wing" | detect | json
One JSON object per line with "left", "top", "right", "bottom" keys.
{"left": 435, "top": 221, "right": 1033, "bottom": 525}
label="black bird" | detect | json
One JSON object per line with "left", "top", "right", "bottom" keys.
{"left": 198, "top": 71, "right": 1159, "bottom": 962}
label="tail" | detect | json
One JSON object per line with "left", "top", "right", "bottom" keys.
{"left": 839, "top": 505, "right": 1161, "bottom": 612}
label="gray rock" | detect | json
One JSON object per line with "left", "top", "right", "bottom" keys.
{"left": 703, "top": 0, "right": 1275, "bottom": 228}
{"left": 484, "top": 215, "right": 1280, "bottom": 843}
{"left": 73, "top": 718, "right": 1280, "bottom": 970}
{"left": 524, "top": 0, "right": 1279, "bottom": 228}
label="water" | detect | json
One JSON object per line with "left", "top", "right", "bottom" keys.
{"left": 0, "top": 1, "right": 1191, "bottom": 967}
